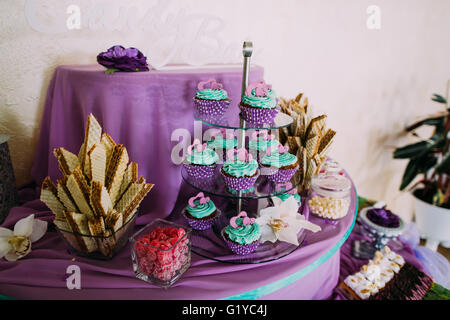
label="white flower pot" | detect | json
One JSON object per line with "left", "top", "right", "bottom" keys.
{"left": 413, "top": 193, "right": 450, "bottom": 251}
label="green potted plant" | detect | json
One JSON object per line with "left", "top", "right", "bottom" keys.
{"left": 393, "top": 86, "right": 450, "bottom": 251}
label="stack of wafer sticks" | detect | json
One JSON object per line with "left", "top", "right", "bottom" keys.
{"left": 40, "top": 114, "right": 154, "bottom": 255}
{"left": 278, "top": 93, "right": 336, "bottom": 192}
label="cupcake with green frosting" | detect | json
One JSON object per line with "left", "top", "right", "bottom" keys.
{"left": 183, "top": 192, "right": 220, "bottom": 230}
{"left": 207, "top": 128, "right": 238, "bottom": 162}
{"left": 249, "top": 130, "right": 280, "bottom": 162}
{"left": 194, "top": 78, "right": 230, "bottom": 116}
{"left": 221, "top": 148, "right": 260, "bottom": 191}
{"left": 273, "top": 182, "right": 301, "bottom": 205}
{"left": 183, "top": 139, "right": 219, "bottom": 179}
{"left": 261, "top": 144, "right": 299, "bottom": 183}
{"left": 239, "top": 80, "right": 279, "bottom": 124}
{"left": 222, "top": 211, "right": 261, "bottom": 255}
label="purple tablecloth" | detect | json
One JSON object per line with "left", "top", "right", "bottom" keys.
{"left": 0, "top": 182, "right": 353, "bottom": 300}
{"left": 0, "top": 65, "right": 427, "bottom": 300}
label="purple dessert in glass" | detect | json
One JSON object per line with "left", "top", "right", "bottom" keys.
{"left": 366, "top": 208, "right": 400, "bottom": 228}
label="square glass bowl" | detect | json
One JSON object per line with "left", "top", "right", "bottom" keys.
{"left": 130, "top": 219, "right": 192, "bottom": 288}
{"left": 55, "top": 212, "right": 137, "bottom": 260}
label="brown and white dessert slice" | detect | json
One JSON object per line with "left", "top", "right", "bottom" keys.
{"left": 79, "top": 114, "right": 102, "bottom": 177}
{"left": 114, "top": 179, "right": 154, "bottom": 223}
{"left": 100, "top": 132, "right": 116, "bottom": 168}
{"left": 118, "top": 162, "right": 138, "bottom": 202}
{"left": 105, "top": 144, "right": 129, "bottom": 206}
{"left": 90, "top": 181, "right": 113, "bottom": 218}
{"left": 53, "top": 147, "right": 80, "bottom": 176}
{"left": 40, "top": 177, "right": 66, "bottom": 221}
{"left": 66, "top": 167, "right": 95, "bottom": 220}
{"left": 88, "top": 143, "right": 107, "bottom": 185}
{"left": 57, "top": 176, "right": 79, "bottom": 213}
{"left": 63, "top": 211, "right": 98, "bottom": 253}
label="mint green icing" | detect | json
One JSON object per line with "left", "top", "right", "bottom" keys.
{"left": 225, "top": 217, "right": 261, "bottom": 245}
{"left": 249, "top": 138, "right": 280, "bottom": 152}
{"left": 261, "top": 151, "right": 297, "bottom": 168}
{"left": 276, "top": 192, "right": 301, "bottom": 203}
{"left": 185, "top": 148, "right": 219, "bottom": 166}
{"left": 186, "top": 199, "right": 216, "bottom": 219}
{"left": 207, "top": 136, "right": 237, "bottom": 150}
{"left": 241, "top": 89, "right": 277, "bottom": 109}
{"left": 222, "top": 159, "right": 258, "bottom": 177}
{"left": 196, "top": 89, "right": 228, "bottom": 100}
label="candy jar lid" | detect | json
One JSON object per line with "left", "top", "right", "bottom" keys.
{"left": 319, "top": 159, "right": 342, "bottom": 176}
{"left": 311, "top": 174, "right": 351, "bottom": 198}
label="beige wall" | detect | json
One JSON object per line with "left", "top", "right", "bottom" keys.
{"left": 1, "top": 0, "right": 449, "bottom": 221}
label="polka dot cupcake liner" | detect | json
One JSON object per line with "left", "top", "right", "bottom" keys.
{"left": 221, "top": 228, "right": 261, "bottom": 256}
{"left": 182, "top": 209, "right": 221, "bottom": 231}
{"left": 183, "top": 163, "right": 217, "bottom": 179}
{"left": 239, "top": 104, "right": 279, "bottom": 125}
{"left": 193, "top": 98, "right": 230, "bottom": 116}
{"left": 266, "top": 165, "right": 299, "bottom": 183}
{"left": 221, "top": 169, "right": 259, "bottom": 191}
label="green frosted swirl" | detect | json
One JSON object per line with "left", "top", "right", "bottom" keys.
{"left": 207, "top": 136, "right": 237, "bottom": 150}
{"left": 248, "top": 138, "right": 280, "bottom": 152}
{"left": 241, "top": 89, "right": 277, "bottom": 109}
{"left": 196, "top": 89, "right": 228, "bottom": 100}
{"left": 185, "top": 148, "right": 219, "bottom": 165}
{"left": 276, "top": 192, "right": 301, "bottom": 203}
{"left": 186, "top": 199, "right": 216, "bottom": 219}
{"left": 225, "top": 217, "right": 261, "bottom": 245}
{"left": 261, "top": 151, "right": 297, "bottom": 168}
{"left": 222, "top": 159, "right": 258, "bottom": 177}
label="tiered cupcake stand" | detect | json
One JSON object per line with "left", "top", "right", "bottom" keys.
{"left": 172, "top": 42, "right": 357, "bottom": 266}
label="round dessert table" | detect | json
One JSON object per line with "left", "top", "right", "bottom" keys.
{"left": 0, "top": 179, "right": 357, "bottom": 300}
{"left": 0, "top": 64, "right": 360, "bottom": 299}
{"left": 0, "top": 65, "right": 431, "bottom": 300}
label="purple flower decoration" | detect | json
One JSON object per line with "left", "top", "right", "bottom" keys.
{"left": 97, "top": 45, "right": 150, "bottom": 73}
{"left": 366, "top": 208, "right": 400, "bottom": 228}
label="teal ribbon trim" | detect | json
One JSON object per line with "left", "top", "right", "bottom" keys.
{"left": 220, "top": 187, "right": 358, "bottom": 300}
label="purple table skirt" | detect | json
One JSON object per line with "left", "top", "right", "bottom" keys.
{"left": 0, "top": 181, "right": 356, "bottom": 300}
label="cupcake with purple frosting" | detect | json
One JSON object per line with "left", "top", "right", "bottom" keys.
{"left": 183, "top": 192, "right": 220, "bottom": 230}
{"left": 239, "top": 80, "right": 279, "bottom": 124}
{"left": 194, "top": 79, "right": 230, "bottom": 116}
{"left": 222, "top": 211, "right": 261, "bottom": 255}
{"left": 183, "top": 139, "right": 219, "bottom": 179}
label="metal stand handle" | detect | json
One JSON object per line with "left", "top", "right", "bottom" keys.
{"left": 237, "top": 41, "right": 253, "bottom": 213}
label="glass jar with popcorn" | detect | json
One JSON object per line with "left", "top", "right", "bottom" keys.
{"left": 130, "top": 219, "right": 192, "bottom": 289}
{"left": 308, "top": 174, "right": 351, "bottom": 223}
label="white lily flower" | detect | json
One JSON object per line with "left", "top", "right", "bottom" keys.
{"left": 256, "top": 196, "right": 321, "bottom": 246}
{"left": 0, "top": 214, "right": 47, "bottom": 261}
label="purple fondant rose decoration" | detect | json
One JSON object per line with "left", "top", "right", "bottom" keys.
{"left": 367, "top": 208, "right": 400, "bottom": 228}
{"left": 97, "top": 45, "right": 150, "bottom": 73}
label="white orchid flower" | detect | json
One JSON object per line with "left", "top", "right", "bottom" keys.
{"left": 256, "top": 196, "right": 321, "bottom": 246}
{"left": 0, "top": 214, "right": 47, "bottom": 261}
